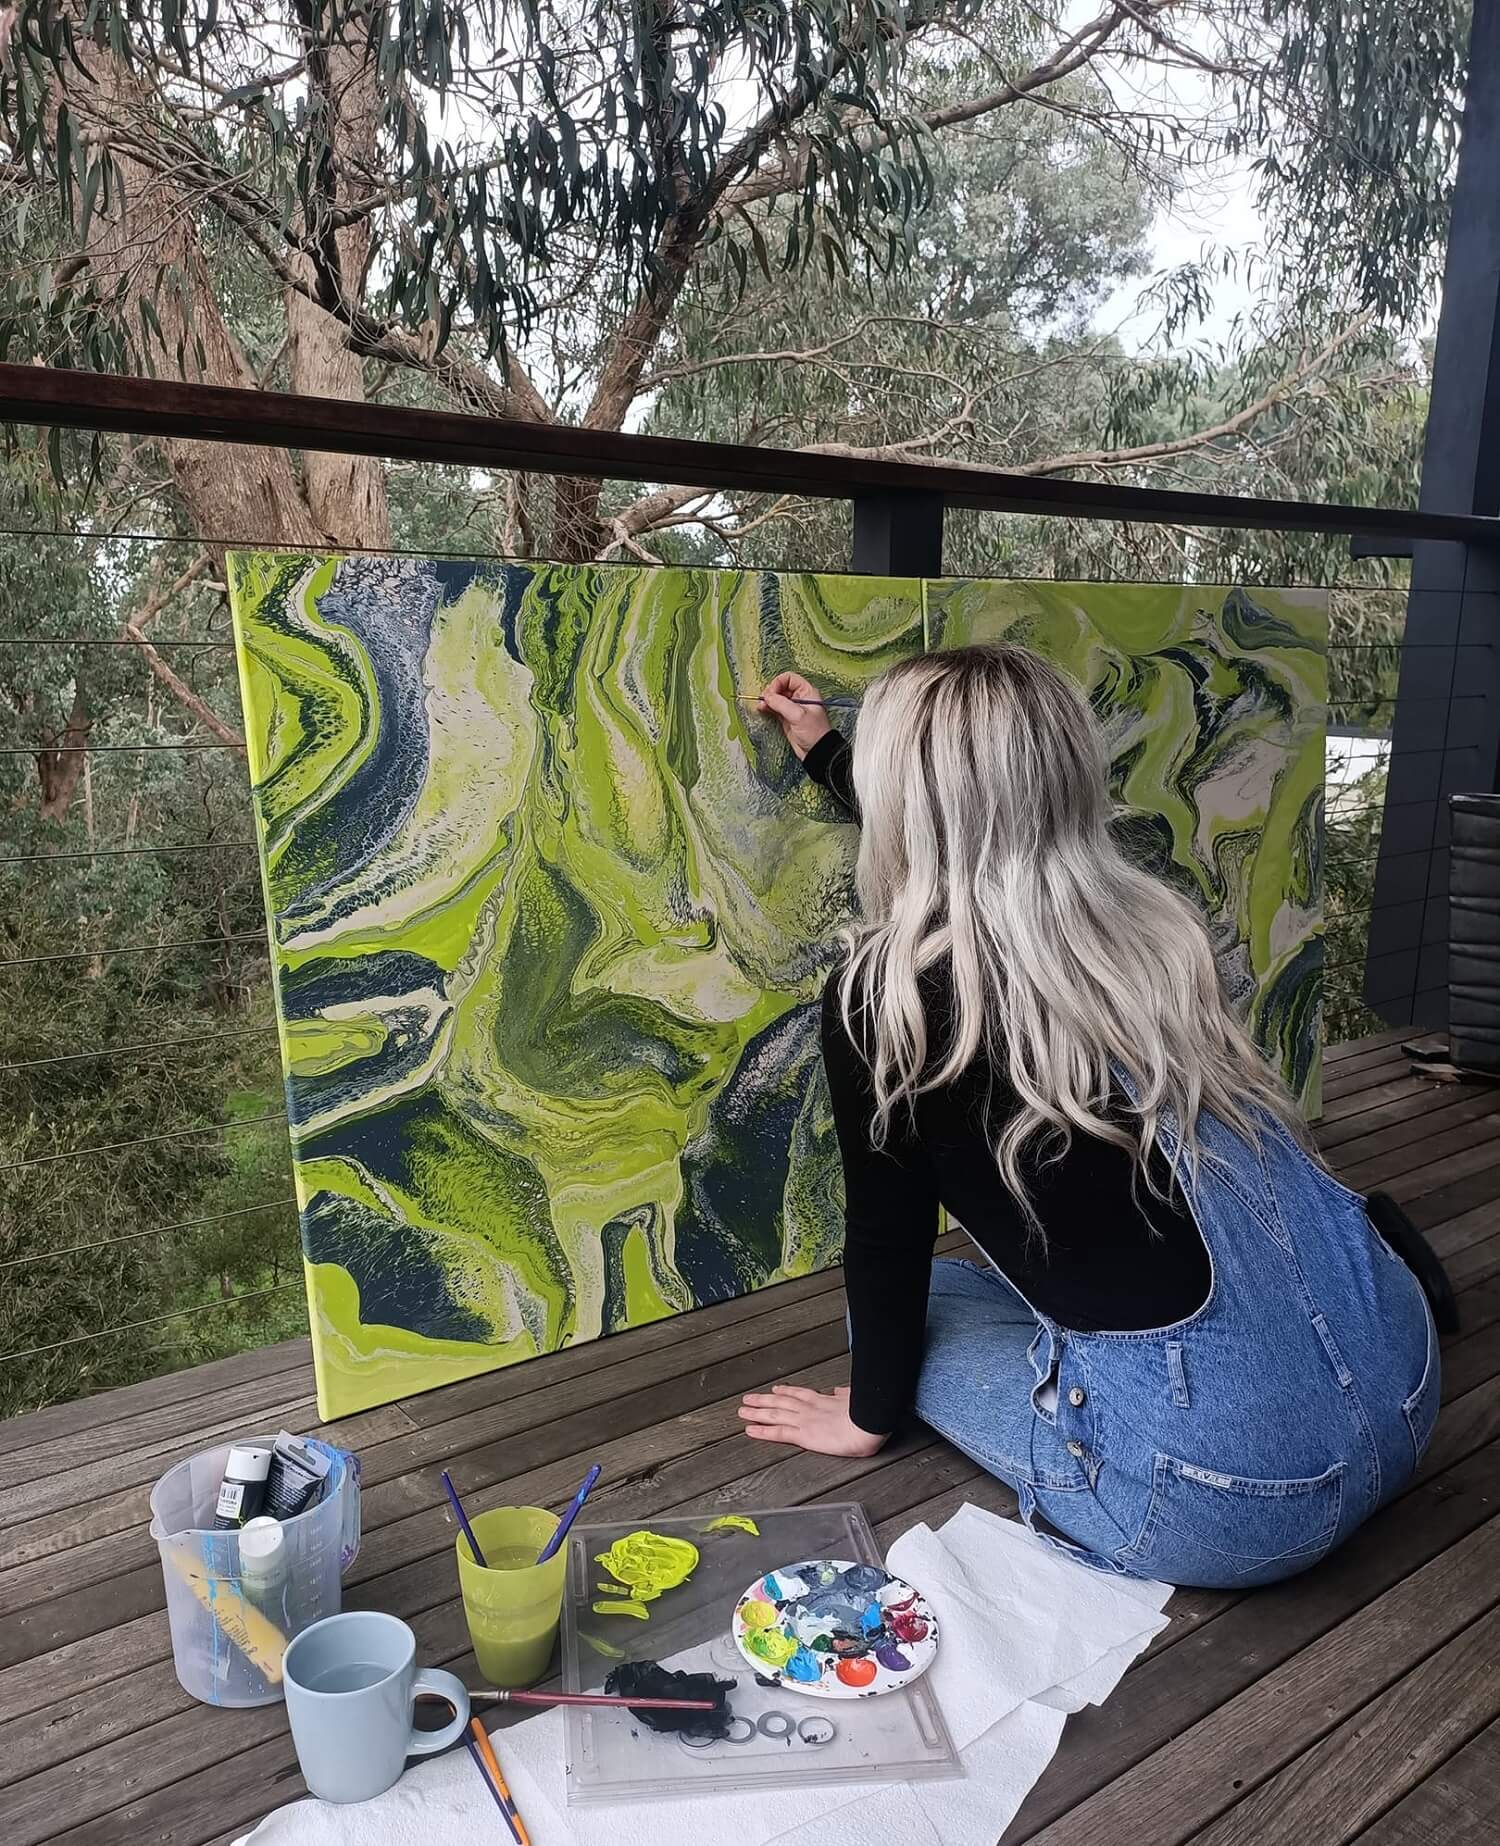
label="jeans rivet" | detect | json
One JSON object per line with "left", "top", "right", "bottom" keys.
{"left": 1066, "top": 1440, "right": 1086, "bottom": 1459}
{"left": 1068, "top": 1386, "right": 1087, "bottom": 1408}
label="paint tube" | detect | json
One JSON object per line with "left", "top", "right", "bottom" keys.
{"left": 211, "top": 1444, "right": 273, "bottom": 1530}
{"left": 261, "top": 1432, "right": 332, "bottom": 1520}
{"left": 237, "top": 1516, "right": 289, "bottom": 1622}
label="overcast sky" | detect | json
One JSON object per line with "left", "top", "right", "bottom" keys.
{"left": 1078, "top": 6, "right": 1266, "bottom": 352}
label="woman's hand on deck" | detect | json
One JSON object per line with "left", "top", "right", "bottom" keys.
{"left": 738, "top": 1384, "right": 888, "bottom": 1456}
{"left": 757, "top": 671, "right": 833, "bottom": 761}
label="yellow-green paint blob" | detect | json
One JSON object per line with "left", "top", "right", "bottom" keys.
{"left": 703, "top": 1515, "right": 761, "bottom": 1537}
{"left": 592, "top": 1600, "right": 650, "bottom": 1620}
{"left": 594, "top": 1531, "right": 700, "bottom": 1601}
{"left": 744, "top": 1626, "right": 799, "bottom": 1668}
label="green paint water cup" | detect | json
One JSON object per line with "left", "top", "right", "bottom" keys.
{"left": 456, "top": 1506, "right": 566, "bottom": 1689}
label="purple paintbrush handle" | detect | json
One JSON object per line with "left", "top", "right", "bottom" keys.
{"left": 535, "top": 1463, "right": 601, "bottom": 1564}
{"left": 442, "top": 1469, "right": 488, "bottom": 1568}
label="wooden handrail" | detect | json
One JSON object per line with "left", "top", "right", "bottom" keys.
{"left": 1, "top": 361, "right": 1496, "bottom": 544}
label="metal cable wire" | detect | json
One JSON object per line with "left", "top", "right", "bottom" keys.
{"left": 1, "top": 1024, "right": 279, "bottom": 1076}
{"left": 0, "top": 1282, "right": 305, "bottom": 1364}
{"left": 0, "top": 742, "right": 237, "bottom": 754}
{"left": 0, "top": 932, "right": 268, "bottom": 970}
{"left": 0, "top": 840, "right": 257, "bottom": 866}
{"left": 0, "top": 1198, "right": 299, "bottom": 1271}
{"left": 0, "top": 635, "right": 233, "bottom": 646}
{"left": 0, "top": 1109, "right": 288, "bottom": 1173}
{"left": 0, "top": 523, "right": 525, "bottom": 559}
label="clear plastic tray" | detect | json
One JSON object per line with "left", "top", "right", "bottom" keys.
{"left": 561, "top": 1502, "right": 962, "bottom": 1805}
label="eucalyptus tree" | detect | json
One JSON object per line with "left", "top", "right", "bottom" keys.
{"left": 0, "top": 0, "right": 1468, "bottom": 567}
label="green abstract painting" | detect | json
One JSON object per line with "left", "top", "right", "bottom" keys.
{"left": 230, "top": 557, "right": 922, "bottom": 1417}
{"left": 926, "top": 580, "right": 1327, "bottom": 1110}
{"left": 230, "top": 558, "right": 1324, "bottom": 1419}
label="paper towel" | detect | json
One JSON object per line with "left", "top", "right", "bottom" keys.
{"left": 236, "top": 1502, "right": 1170, "bottom": 1846}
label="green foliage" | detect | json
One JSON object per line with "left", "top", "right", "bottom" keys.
{"left": 0, "top": 487, "right": 307, "bottom": 1418}
{"left": 1323, "top": 766, "right": 1390, "bottom": 1047}
{"left": 0, "top": 0, "right": 950, "bottom": 371}
{"left": 0, "top": 0, "right": 1473, "bottom": 396}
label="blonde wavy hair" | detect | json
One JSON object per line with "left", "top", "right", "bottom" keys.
{"left": 838, "top": 642, "right": 1307, "bottom": 1224}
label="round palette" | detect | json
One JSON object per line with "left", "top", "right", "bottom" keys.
{"left": 730, "top": 1558, "right": 939, "bottom": 1699}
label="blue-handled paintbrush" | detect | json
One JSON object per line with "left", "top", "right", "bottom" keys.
{"left": 535, "top": 1463, "right": 601, "bottom": 1565}
{"left": 441, "top": 1469, "right": 488, "bottom": 1568}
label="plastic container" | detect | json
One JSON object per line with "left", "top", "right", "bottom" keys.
{"left": 560, "top": 1502, "right": 961, "bottom": 1805}
{"left": 149, "top": 1434, "right": 361, "bottom": 1707}
{"left": 456, "top": 1505, "right": 565, "bottom": 1688}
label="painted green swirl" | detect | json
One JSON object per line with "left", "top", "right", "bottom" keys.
{"left": 925, "top": 580, "right": 1326, "bottom": 1104}
{"left": 231, "top": 558, "right": 1323, "bottom": 1418}
{"left": 231, "top": 558, "right": 921, "bottom": 1414}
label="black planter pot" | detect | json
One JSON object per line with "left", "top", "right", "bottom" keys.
{"left": 1449, "top": 793, "right": 1500, "bottom": 1075}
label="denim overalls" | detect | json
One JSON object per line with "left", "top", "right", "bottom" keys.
{"left": 912, "top": 1098, "right": 1440, "bottom": 1588}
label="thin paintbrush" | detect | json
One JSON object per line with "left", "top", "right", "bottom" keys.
{"left": 736, "top": 695, "right": 859, "bottom": 709}
{"left": 469, "top": 1688, "right": 719, "bottom": 1712}
{"left": 441, "top": 1469, "right": 488, "bottom": 1568}
{"left": 464, "top": 1732, "right": 521, "bottom": 1844}
{"left": 470, "top": 1719, "right": 532, "bottom": 1846}
{"left": 534, "top": 1461, "right": 600, "bottom": 1565}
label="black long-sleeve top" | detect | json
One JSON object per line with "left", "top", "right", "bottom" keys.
{"left": 802, "top": 730, "right": 1212, "bottom": 1435}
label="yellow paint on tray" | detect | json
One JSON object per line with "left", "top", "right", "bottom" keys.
{"left": 592, "top": 1600, "right": 650, "bottom": 1620}
{"left": 703, "top": 1514, "right": 760, "bottom": 1537}
{"left": 594, "top": 1531, "right": 699, "bottom": 1602}
{"left": 581, "top": 1631, "right": 628, "bottom": 1659}
{"left": 744, "top": 1626, "right": 799, "bottom": 1668}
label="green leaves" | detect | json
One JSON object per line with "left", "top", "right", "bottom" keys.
{"left": 0, "top": 0, "right": 955, "bottom": 365}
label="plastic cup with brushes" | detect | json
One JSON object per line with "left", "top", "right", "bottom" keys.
{"left": 447, "top": 1465, "right": 600, "bottom": 1689}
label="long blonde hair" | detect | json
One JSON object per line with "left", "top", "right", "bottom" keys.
{"left": 838, "top": 642, "right": 1305, "bottom": 1223}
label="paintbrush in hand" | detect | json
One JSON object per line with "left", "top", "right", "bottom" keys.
{"left": 736, "top": 695, "right": 859, "bottom": 709}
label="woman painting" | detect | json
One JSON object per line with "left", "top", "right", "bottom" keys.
{"left": 738, "top": 645, "right": 1447, "bottom": 1588}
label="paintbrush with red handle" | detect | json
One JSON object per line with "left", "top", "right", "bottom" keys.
{"left": 470, "top": 1688, "right": 719, "bottom": 1712}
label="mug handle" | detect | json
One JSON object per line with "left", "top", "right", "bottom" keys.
{"left": 407, "top": 1668, "right": 471, "bottom": 1756}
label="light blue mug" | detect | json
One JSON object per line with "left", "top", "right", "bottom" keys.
{"left": 282, "top": 1610, "right": 470, "bottom": 1804}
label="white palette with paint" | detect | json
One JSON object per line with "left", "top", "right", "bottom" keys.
{"left": 731, "top": 1559, "right": 939, "bottom": 1697}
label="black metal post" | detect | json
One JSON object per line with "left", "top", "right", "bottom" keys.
{"left": 850, "top": 490, "right": 945, "bottom": 576}
{"left": 1366, "top": 0, "right": 1500, "bottom": 1027}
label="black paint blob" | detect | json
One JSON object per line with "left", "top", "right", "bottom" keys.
{"left": 603, "top": 1661, "right": 737, "bottom": 1738}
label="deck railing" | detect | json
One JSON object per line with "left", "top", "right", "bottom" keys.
{"left": 0, "top": 367, "right": 1486, "bottom": 1415}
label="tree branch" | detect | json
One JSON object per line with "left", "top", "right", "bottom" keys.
{"left": 718, "top": 0, "right": 1182, "bottom": 213}
{"left": 1017, "top": 315, "right": 1374, "bottom": 476}
{"left": 119, "top": 552, "right": 245, "bottom": 750}
{"left": 579, "top": 17, "right": 860, "bottom": 435}
{"left": 66, "top": 82, "right": 558, "bottom": 429}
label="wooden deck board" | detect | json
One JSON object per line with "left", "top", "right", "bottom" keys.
{"left": 0, "top": 1036, "right": 1496, "bottom": 1846}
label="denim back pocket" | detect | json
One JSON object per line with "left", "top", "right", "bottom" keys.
{"left": 1116, "top": 1454, "right": 1345, "bottom": 1588}
{"left": 1403, "top": 1303, "right": 1441, "bottom": 1467}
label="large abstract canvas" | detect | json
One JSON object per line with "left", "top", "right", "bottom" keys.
{"left": 231, "top": 558, "right": 922, "bottom": 1416}
{"left": 231, "top": 559, "right": 1324, "bottom": 1418}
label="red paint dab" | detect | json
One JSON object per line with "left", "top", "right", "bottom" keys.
{"left": 835, "top": 1656, "right": 877, "bottom": 1688}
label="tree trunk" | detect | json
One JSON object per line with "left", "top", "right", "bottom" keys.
{"left": 66, "top": 43, "right": 325, "bottom": 550}
{"left": 285, "top": 21, "right": 391, "bottom": 550}
{"left": 35, "top": 682, "right": 89, "bottom": 821}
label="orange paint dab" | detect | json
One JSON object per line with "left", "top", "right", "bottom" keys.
{"left": 835, "top": 1656, "right": 877, "bottom": 1688}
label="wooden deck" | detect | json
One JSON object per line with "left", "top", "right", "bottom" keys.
{"left": 2, "top": 1030, "right": 1499, "bottom": 1846}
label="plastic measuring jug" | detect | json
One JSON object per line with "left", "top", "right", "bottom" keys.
{"left": 149, "top": 1434, "right": 361, "bottom": 1707}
